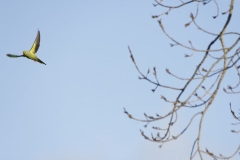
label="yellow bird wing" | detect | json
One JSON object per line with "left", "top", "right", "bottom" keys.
{"left": 29, "top": 30, "right": 40, "bottom": 54}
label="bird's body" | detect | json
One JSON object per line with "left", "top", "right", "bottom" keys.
{"left": 6, "top": 30, "right": 46, "bottom": 65}
{"left": 23, "top": 50, "right": 38, "bottom": 60}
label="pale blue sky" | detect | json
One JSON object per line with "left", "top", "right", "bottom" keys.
{"left": 0, "top": 0, "right": 239, "bottom": 160}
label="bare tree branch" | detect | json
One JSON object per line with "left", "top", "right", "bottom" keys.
{"left": 125, "top": 0, "right": 240, "bottom": 159}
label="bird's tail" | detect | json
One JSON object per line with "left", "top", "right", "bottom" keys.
{"left": 6, "top": 54, "right": 24, "bottom": 58}
{"left": 37, "top": 58, "right": 46, "bottom": 65}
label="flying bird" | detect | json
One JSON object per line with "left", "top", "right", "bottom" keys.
{"left": 6, "top": 30, "right": 46, "bottom": 65}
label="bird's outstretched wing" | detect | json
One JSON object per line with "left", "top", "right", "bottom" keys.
{"left": 37, "top": 58, "right": 46, "bottom": 65}
{"left": 6, "top": 54, "right": 24, "bottom": 58}
{"left": 29, "top": 30, "right": 40, "bottom": 54}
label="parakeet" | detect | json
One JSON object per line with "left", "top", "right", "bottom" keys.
{"left": 7, "top": 30, "right": 46, "bottom": 65}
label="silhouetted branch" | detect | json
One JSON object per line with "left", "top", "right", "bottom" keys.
{"left": 125, "top": 0, "right": 239, "bottom": 159}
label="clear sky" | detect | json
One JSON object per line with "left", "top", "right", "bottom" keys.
{"left": 0, "top": 0, "right": 239, "bottom": 160}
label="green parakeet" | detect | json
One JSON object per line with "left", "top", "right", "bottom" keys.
{"left": 7, "top": 30, "right": 46, "bottom": 65}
